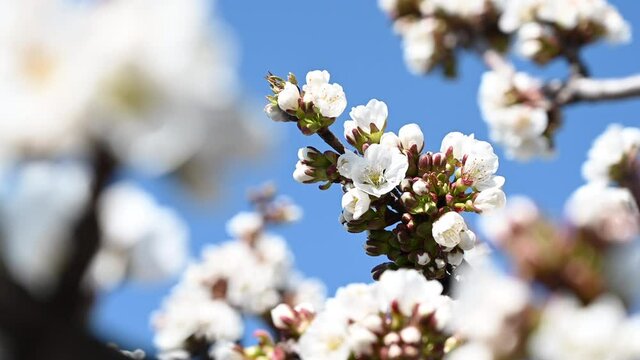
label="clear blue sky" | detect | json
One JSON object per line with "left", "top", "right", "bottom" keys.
{"left": 93, "top": 0, "right": 640, "bottom": 352}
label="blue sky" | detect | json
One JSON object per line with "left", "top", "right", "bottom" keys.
{"left": 93, "top": 0, "right": 640, "bottom": 352}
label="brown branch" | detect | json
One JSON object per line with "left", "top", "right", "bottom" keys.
{"left": 317, "top": 127, "right": 346, "bottom": 154}
{"left": 47, "top": 145, "right": 117, "bottom": 321}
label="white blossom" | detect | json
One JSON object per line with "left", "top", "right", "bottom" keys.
{"left": 302, "top": 70, "right": 347, "bottom": 118}
{"left": 277, "top": 82, "right": 301, "bottom": 112}
{"left": 341, "top": 188, "right": 371, "bottom": 220}
{"left": 298, "top": 312, "right": 351, "bottom": 360}
{"left": 225, "top": 211, "right": 264, "bottom": 239}
{"left": 528, "top": 295, "right": 640, "bottom": 360}
{"left": 90, "top": 182, "right": 189, "bottom": 289}
{"left": 565, "top": 183, "right": 639, "bottom": 242}
{"left": 402, "top": 19, "right": 439, "bottom": 75}
{"left": 446, "top": 342, "right": 494, "bottom": 360}
{"left": 432, "top": 211, "right": 475, "bottom": 249}
{"left": 153, "top": 286, "right": 243, "bottom": 354}
{"left": 0, "top": 0, "right": 100, "bottom": 154}
{"left": 87, "top": 0, "right": 266, "bottom": 176}
{"left": 337, "top": 144, "right": 409, "bottom": 197}
{"left": 441, "top": 132, "right": 505, "bottom": 190}
{"left": 346, "top": 99, "right": 388, "bottom": 134}
{"left": 474, "top": 187, "right": 507, "bottom": 212}
{"left": 0, "top": 161, "right": 90, "bottom": 297}
{"left": 501, "top": 0, "right": 631, "bottom": 44}
{"left": 271, "top": 303, "right": 296, "bottom": 330}
{"left": 478, "top": 195, "right": 539, "bottom": 245}
{"left": 451, "top": 262, "right": 530, "bottom": 356}
{"left": 582, "top": 124, "right": 640, "bottom": 183}
{"left": 376, "top": 269, "right": 446, "bottom": 317}
{"left": 478, "top": 70, "right": 551, "bottom": 160}
{"left": 433, "top": 0, "right": 489, "bottom": 18}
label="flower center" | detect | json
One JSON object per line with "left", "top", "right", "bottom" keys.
{"left": 326, "top": 336, "right": 344, "bottom": 351}
{"left": 365, "top": 166, "right": 386, "bottom": 187}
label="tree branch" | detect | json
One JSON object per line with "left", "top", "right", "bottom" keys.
{"left": 557, "top": 74, "right": 640, "bottom": 105}
{"left": 47, "top": 145, "right": 117, "bottom": 321}
{"left": 317, "top": 128, "right": 346, "bottom": 154}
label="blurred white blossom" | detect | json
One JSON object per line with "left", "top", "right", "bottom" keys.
{"left": 565, "top": 183, "right": 639, "bottom": 242}
{"left": 0, "top": 161, "right": 90, "bottom": 297}
{"left": 88, "top": 182, "right": 189, "bottom": 289}
{"left": 582, "top": 124, "right": 640, "bottom": 183}
{"left": 528, "top": 295, "right": 640, "bottom": 360}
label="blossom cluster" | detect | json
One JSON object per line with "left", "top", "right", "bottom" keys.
{"left": 501, "top": 0, "right": 631, "bottom": 63}
{"left": 0, "top": 0, "right": 263, "bottom": 181}
{"left": 265, "top": 71, "right": 347, "bottom": 135}
{"left": 478, "top": 69, "right": 553, "bottom": 160}
{"left": 266, "top": 70, "right": 506, "bottom": 280}
{"left": 215, "top": 269, "right": 455, "bottom": 360}
{"left": 379, "top": 0, "right": 630, "bottom": 75}
{"left": 379, "top": 0, "right": 506, "bottom": 76}
{"left": 152, "top": 188, "right": 325, "bottom": 359}
{"left": 447, "top": 260, "right": 640, "bottom": 360}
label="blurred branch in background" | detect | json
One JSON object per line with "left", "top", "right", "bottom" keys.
{"left": 0, "top": 0, "right": 268, "bottom": 358}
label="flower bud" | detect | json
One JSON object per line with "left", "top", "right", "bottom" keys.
{"left": 342, "top": 188, "right": 371, "bottom": 220}
{"left": 270, "top": 303, "right": 295, "bottom": 330}
{"left": 400, "top": 326, "right": 421, "bottom": 344}
{"left": 398, "top": 123, "right": 424, "bottom": 152}
{"left": 293, "top": 162, "right": 314, "bottom": 183}
{"left": 412, "top": 179, "right": 429, "bottom": 195}
{"left": 264, "top": 103, "right": 290, "bottom": 122}
{"left": 277, "top": 82, "right": 300, "bottom": 111}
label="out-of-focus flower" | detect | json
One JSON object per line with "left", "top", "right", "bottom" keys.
{"left": 87, "top": 0, "right": 266, "bottom": 177}
{"left": 0, "top": 0, "right": 100, "bottom": 155}
{"left": 88, "top": 182, "right": 189, "bottom": 289}
{"left": 478, "top": 70, "right": 551, "bottom": 160}
{"left": 0, "top": 161, "right": 91, "bottom": 297}
{"left": 528, "top": 295, "right": 640, "bottom": 360}
{"left": 451, "top": 262, "right": 530, "bottom": 357}
{"left": 225, "top": 211, "right": 264, "bottom": 240}
{"left": 582, "top": 124, "right": 640, "bottom": 184}
{"left": 478, "top": 195, "right": 539, "bottom": 245}
{"left": 565, "top": 183, "right": 639, "bottom": 242}
{"left": 152, "top": 285, "right": 243, "bottom": 355}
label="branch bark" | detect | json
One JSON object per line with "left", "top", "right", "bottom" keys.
{"left": 317, "top": 127, "right": 346, "bottom": 154}
{"left": 557, "top": 74, "right": 640, "bottom": 105}
{"left": 47, "top": 146, "right": 117, "bottom": 321}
